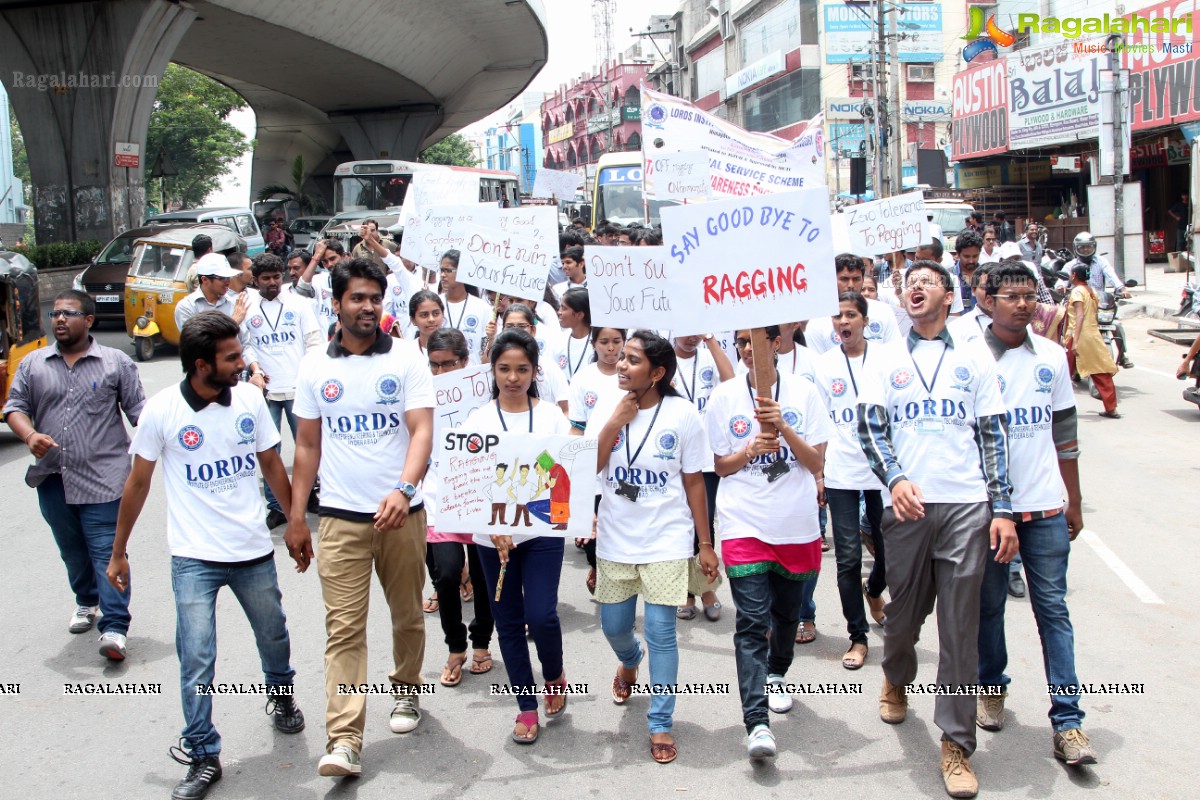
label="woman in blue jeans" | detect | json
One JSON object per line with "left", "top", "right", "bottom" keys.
{"left": 467, "top": 329, "right": 571, "bottom": 744}
{"left": 589, "top": 331, "right": 719, "bottom": 764}
{"left": 814, "top": 292, "right": 888, "bottom": 670}
{"left": 703, "top": 326, "right": 833, "bottom": 760}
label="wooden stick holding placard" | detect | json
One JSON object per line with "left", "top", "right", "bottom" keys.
{"left": 750, "top": 327, "right": 777, "bottom": 441}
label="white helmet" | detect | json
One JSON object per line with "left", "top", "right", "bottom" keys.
{"left": 1072, "top": 231, "right": 1097, "bottom": 261}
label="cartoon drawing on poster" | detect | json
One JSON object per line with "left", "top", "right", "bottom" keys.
{"left": 438, "top": 432, "right": 597, "bottom": 537}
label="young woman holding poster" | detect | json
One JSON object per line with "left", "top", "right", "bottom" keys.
{"left": 501, "top": 303, "right": 570, "bottom": 413}
{"left": 814, "top": 294, "right": 888, "bottom": 671}
{"left": 588, "top": 331, "right": 719, "bottom": 764}
{"left": 464, "top": 329, "right": 571, "bottom": 744}
{"left": 424, "top": 329, "right": 495, "bottom": 685}
{"left": 704, "top": 326, "right": 833, "bottom": 760}
{"left": 438, "top": 249, "right": 491, "bottom": 364}
{"left": 568, "top": 326, "right": 626, "bottom": 593}
{"left": 553, "top": 287, "right": 593, "bottom": 381}
{"left": 671, "top": 333, "right": 735, "bottom": 623}
{"left": 408, "top": 290, "right": 445, "bottom": 357}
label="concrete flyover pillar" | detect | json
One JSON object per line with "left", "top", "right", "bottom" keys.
{"left": 0, "top": 0, "right": 195, "bottom": 244}
{"left": 330, "top": 105, "right": 444, "bottom": 162}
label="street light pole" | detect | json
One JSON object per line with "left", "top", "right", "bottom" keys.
{"left": 875, "top": 0, "right": 887, "bottom": 197}
{"left": 886, "top": 4, "right": 903, "bottom": 196}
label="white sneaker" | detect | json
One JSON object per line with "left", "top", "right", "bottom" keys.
{"left": 767, "top": 675, "right": 793, "bottom": 714}
{"left": 98, "top": 631, "right": 127, "bottom": 661}
{"left": 317, "top": 744, "right": 361, "bottom": 777}
{"left": 389, "top": 694, "right": 421, "bottom": 733}
{"left": 69, "top": 605, "right": 98, "bottom": 634}
{"left": 746, "top": 724, "right": 777, "bottom": 759}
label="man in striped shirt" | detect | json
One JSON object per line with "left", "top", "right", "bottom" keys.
{"left": 3, "top": 289, "right": 146, "bottom": 660}
{"left": 855, "top": 261, "right": 1017, "bottom": 799}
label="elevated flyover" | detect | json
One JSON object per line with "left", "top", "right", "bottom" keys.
{"left": 0, "top": 0, "right": 547, "bottom": 242}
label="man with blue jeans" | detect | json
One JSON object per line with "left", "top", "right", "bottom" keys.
{"left": 974, "top": 262, "right": 1097, "bottom": 766}
{"left": 4, "top": 289, "right": 145, "bottom": 660}
{"left": 107, "top": 312, "right": 304, "bottom": 800}
{"left": 239, "top": 253, "right": 323, "bottom": 527}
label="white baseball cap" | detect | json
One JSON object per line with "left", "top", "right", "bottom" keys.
{"left": 194, "top": 252, "right": 240, "bottom": 278}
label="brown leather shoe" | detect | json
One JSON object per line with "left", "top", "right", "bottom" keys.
{"left": 879, "top": 675, "right": 907, "bottom": 724}
{"left": 940, "top": 740, "right": 979, "bottom": 798}
{"left": 863, "top": 580, "right": 885, "bottom": 625}
{"left": 1053, "top": 728, "right": 1098, "bottom": 765}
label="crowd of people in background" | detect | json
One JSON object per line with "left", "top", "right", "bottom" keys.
{"left": 4, "top": 214, "right": 1111, "bottom": 800}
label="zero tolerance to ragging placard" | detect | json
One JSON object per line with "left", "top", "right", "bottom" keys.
{"left": 437, "top": 431, "right": 597, "bottom": 538}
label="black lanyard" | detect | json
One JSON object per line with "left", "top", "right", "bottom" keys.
{"left": 911, "top": 342, "right": 948, "bottom": 397}
{"left": 259, "top": 299, "right": 284, "bottom": 332}
{"left": 745, "top": 372, "right": 780, "bottom": 405}
{"left": 566, "top": 333, "right": 591, "bottom": 378}
{"left": 624, "top": 398, "right": 664, "bottom": 468}
{"left": 842, "top": 342, "right": 868, "bottom": 397}
{"left": 494, "top": 396, "right": 533, "bottom": 433}
{"left": 678, "top": 355, "right": 699, "bottom": 402}
{"left": 448, "top": 297, "right": 468, "bottom": 331}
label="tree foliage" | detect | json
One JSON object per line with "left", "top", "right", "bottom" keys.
{"left": 9, "top": 103, "right": 29, "bottom": 187}
{"left": 418, "top": 134, "right": 479, "bottom": 167}
{"left": 256, "top": 154, "right": 327, "bottom": 215}
{"left": 146, "top": 65, "right": 250, "bottom": 208}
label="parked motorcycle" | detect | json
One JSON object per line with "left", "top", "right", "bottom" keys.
{"left": 1040, "top": 248, "right": 1073, "bottom": 303}
{"left": 1178, "top": 276, "right": 1199, "bottom": 320}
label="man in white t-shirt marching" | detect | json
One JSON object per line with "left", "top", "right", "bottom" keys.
{"left": 106, "top": 311, "right": 304, "bottom": 800}
{"left": 857, "top": 261, "right": 1017, "bottom": 799}
{"left": 973, "top": 262, "right": 1097, "bottom": 766}
{"left": 287, "top": 258, "right": 435, "bottom": 779}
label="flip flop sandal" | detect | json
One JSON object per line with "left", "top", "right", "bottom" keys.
{"left": 795, "top": 623, "right": 817, "bottom": 644}
{"left": 460, "top": 580, "right": 473, "bottom": 603}
{"left": 842, "top": 645, "right": 868, "bottom": 671}
{"left": 423, "top": 595, "right": 439, "bottom": 614}
{"left": 440, "top": 654, "right": 466, "bottom": 687}
{"left": 470, "top": 652, "right": 494, "bottom": 674}
{"left": 612, "top": 664, "right": 638, "bottom": 705}
{"left": 512, "top": 711, "right": 539, "bottom": 744}
{"left": 703, "top": 601, "right": 722, "bottom": 622}
{"left": 650, "top": 739, "right": 677, "bottom": 764}
{"left": 544, "top": 676, "right": 569, "bottom": 719}
{"left": 586, "top": 567, "right": 597, "bottom": 596}
{"left": 675, "top": 605, "right": 699, "bottom": 620}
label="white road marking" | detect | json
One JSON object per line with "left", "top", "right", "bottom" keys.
{"left": 1078, "top": 529, "right": 1164, "bottom": 604}
{"left": 1129, "top": 365, "right": 1181, "bottom": 380}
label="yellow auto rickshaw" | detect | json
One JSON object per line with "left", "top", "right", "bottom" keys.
{"left": 124, "top": 224, "right": 246, "bottom": 361}
{"left": 1, "top": 250, "right": 47, "bottom": 407}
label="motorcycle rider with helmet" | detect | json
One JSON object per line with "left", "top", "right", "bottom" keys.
{"left": 1065, "top": 232, "right": 1133, "bottom": 368}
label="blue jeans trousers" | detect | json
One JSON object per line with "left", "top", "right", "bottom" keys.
{"left": 263, "top": 398, "right": 297, "bottom": 513}
{"left": 171, "top": 555, "right": 295, "bottom": 757}
{"left": 37, "top": 474, "right": 130, "bottom": 635}
{"left": 478, "top": 537, "right": 565, "bottom": 714}
{"left": 728, "top": 570, "right": 807, "bottom": 732}
{"left": 977, "top": 514, "right": 1084, "bottom": 731}
{"left": 600, "top": 594, "right": 678, "bottom": 733}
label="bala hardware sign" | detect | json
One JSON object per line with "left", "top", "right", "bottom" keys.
{"left": 658, "top": 188, "right": 839, "bottom": 331}
{"left": 437, "top": 432, "right": 597, "bottom": 537}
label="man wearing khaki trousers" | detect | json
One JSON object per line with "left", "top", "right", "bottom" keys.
{"left": 286, "top": 259, "right": 434, "bottom": 779}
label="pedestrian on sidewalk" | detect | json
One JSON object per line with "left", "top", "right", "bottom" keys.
{"left": 3, "top": 289, "right": 145, "bottom": 660}
{"left": 1065, "top": 265, "right": 1121, "bottom": 419}
{"left": 106, "top": 311, "right": 304, "bottom": 800}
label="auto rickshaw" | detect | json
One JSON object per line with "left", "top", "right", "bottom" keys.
{"left": 1, "top": 251, "right": 47, "bottom": 407}
{"left": 124, "top": 224, "right": 246, "bottom": 361}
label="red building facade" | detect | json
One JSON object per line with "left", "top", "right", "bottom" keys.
{"left": 540, "top": 61, "right": 651, "bottom": 177}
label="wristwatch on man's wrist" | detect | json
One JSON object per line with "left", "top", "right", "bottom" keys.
{"left": 394, "top": 481, "right": 417, "bottom": 499}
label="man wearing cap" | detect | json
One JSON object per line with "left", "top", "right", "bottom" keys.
{"left": 177, "top": 253, "right": 267, "bottom": 391}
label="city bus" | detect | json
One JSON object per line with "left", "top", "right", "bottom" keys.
{"left": 332, "top": 160, "right": 520, "bottom": 213}
{"left": 591, "top": 152, "right": 678, "bottom": 229}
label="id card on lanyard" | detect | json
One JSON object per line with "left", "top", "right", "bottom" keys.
{"left": 615, "top": 399, "right": 663, "bottom": 502}
{"left": 911, "top": 342, "right": 948, "bottom": 436}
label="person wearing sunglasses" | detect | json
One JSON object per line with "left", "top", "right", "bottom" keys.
{"left": 4, "top": 290, "right": 146, "bottom": 662}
